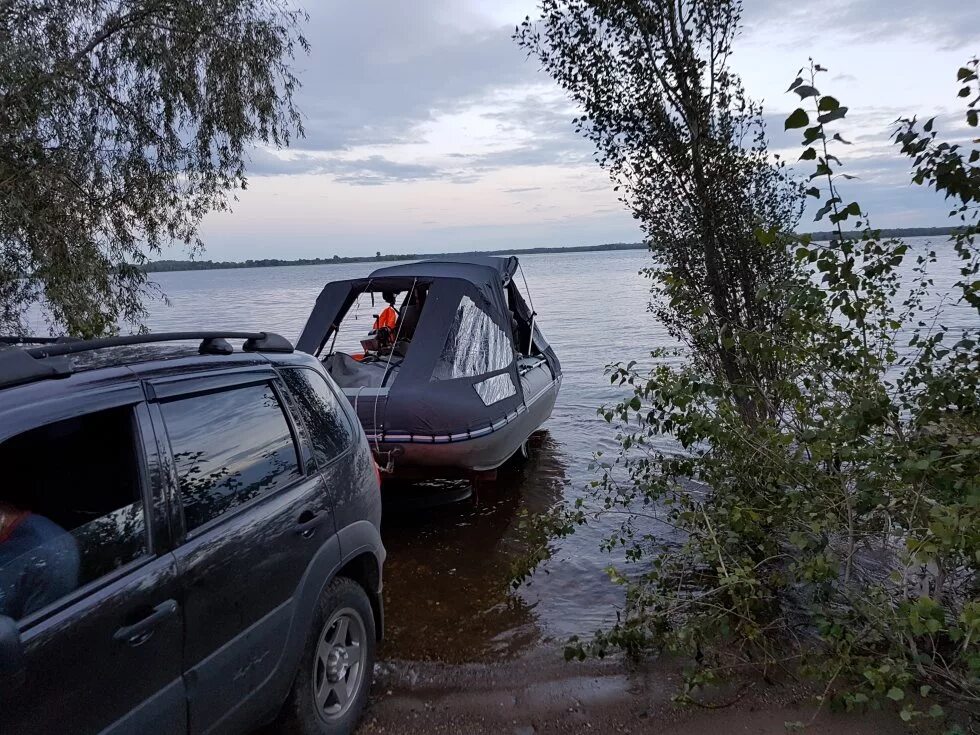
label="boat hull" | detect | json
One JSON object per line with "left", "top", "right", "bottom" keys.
{"left": 352, "top": 374, "right": 560, "bottom": 476}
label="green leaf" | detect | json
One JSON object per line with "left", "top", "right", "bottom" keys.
{"left": 886, "top": 687, "right": 904, "bottom": 701}
{"left": 817, "top": 107, "right": 848, "bottom": 124}
{"left": 754, "top": 227, "right": 776, "bottom": 245}
{"left": 794, "top": 84, "right": 819, "bottom": 99}
{"left": 833, "top": 133, "right": 852, "bottom": 145}
{"left": 785, "top": 108, "right": 809, "bottom": 130}
{"left": 968, "top": 109, "right": 978, "bottom": 127}
{"left": 799, "top": 147, "right": 817, "bottom": 161}
{"left": 802, "top": 126, "right": 824, "bottom": 145}
{"left": 806, "top": 186, "right": 820, "bottom": 198}
{"left": 786, "top": 76, "right": 804, "bottom": 92}
{"left": 817, "top": 96, "right": 840, "bottom": 112}
{"left": 957, "top": 66, "right": 974, "bottom": 81}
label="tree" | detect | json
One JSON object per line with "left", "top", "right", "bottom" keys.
{"left": 0, "top": 0, "right": 307, "bottom": 336}
{"left": 516, "top": 0, "right": 802, "bottom": 422}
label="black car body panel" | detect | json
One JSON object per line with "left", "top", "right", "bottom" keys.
{"left": 0, "top": 339, "right": 383, "bottom": 735}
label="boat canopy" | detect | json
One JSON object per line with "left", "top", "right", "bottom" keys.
{"left": 296, "top": 256, "right": 560, "bottom": 438}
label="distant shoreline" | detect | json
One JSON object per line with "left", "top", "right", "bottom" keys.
{"left": 142, "top": 227, "right": 957, "bottom": 274}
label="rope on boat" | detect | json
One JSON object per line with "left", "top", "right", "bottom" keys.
{"left": 372, "top": 277, "right": 417, "bottom": 468}
{"left": 321, "top": 277, "right": 375, "bottom": 358}
{"left": 351, "top": 278, "right": 374, "bottom": 339}
{"left": 517, "top": 261, "right": 536, "bottom": 357}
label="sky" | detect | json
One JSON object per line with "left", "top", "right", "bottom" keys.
{"left": 197, "top": 0, "right": 980, "bottom": 261}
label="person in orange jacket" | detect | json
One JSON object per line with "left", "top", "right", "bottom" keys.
{"left": 373, "top": 291, "right": 398, "bottom": 332}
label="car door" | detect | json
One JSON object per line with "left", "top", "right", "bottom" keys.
{"left": 0, "top": 393, "right": 185, "bottom": 735}
{"left": 148, "top": 369, "right": 338, "bottom": 734}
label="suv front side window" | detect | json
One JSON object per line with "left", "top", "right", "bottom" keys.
{"left": 280, "top": 368, "right": 353, "bottom": 468}
{"left": 0, "top": 406, "right": 148, "bottom": 622}
{"left": 161, "top": 382, "right": 302, "bottom": 534}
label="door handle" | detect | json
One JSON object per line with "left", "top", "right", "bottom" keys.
{"left": 296, "top": 510, "right": 325, "bottom": 538}
{"left": 114, "top": 599, "right": 178, "bottom": 646}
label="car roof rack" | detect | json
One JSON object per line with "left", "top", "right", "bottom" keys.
{"left": 0, "top": 336, "right": 79, "bottom": 346}
{"left": 19, "top": 331, "right": 294, "bottom": 358}
{"left": 0, "top": 331, "right": 293, "bottom": 390}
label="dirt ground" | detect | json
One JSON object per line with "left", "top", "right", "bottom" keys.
{"left": 355, "top": 646, "right": 907, "bottom": 735}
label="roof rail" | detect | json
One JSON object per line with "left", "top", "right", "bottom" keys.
{"left": 0, "top": 336, "right": 78, "bottom": 346}
{"left": 21, "top": 331, "right": 294, "bottom": 359}
{"left": 0, "top": 331, "right": 293, "bottom": 390}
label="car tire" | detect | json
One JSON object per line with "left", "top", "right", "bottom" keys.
{"left": 280, "top": 576, "right": 376, "bottom": 735}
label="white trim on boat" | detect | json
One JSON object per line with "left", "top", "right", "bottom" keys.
{"left": 363, "top": 376, "right": 561, "bottom": 444}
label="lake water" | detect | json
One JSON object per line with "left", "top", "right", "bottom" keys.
{"left": 138, "top": 238, "right": 971, "bottom": 663}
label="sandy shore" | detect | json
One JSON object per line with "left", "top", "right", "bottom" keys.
{"left": 355, "top": 647, "right": 906, "bottom": 734}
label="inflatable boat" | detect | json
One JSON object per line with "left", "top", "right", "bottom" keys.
{"left": 296, "top": 256, "right": 561, "bottom": 478}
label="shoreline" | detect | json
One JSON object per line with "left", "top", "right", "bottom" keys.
{"left": 348, "top": 646, "right": 906, "bottom": 735}
{"left": 143, "top": 227, "right": 957, "bottom": 274}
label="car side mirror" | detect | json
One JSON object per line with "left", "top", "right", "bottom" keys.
{"left": 0, "top": 615, "right": 25, "bottom": 681}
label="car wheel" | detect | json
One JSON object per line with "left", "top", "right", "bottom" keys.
{"left": 280, "top": 577, "right": 376, "bottom": 735}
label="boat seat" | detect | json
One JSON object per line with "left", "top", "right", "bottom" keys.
{"left": 397, "top": 303, "right": 422, "bottom": 340}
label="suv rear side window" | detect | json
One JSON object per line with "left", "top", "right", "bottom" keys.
{"left": 162, "top": 383, "right": 301, "bottom": 533}
{"left": 0, "top": 406, "right": 147, "bottom": 621}
{"left": 280, "top": 368, "right": 353, "bottom": 467}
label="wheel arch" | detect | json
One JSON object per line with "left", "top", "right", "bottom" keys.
{"left": 335, "top": 552, "right": 384, "bottom": 642}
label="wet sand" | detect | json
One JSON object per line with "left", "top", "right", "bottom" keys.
{"left": 356, "top": 647, "right": 905, "bottom": 734}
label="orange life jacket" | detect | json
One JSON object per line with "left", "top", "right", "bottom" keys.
{"left": 373, "top": 305, "right": 397, "bottom": 331}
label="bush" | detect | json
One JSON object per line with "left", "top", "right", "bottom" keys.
{"left": 558, "top": 59, "right": 980, "bottom": 727}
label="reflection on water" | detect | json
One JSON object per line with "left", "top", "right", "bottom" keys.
{"left": 378, "top": 432, "right": 566, "bottom": 662}
{"left": 120, "top": 240, "right": 971, "bottom": 663}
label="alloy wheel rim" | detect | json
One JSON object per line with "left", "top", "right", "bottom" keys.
{"left": 312, "top": 607, "right": 366, "bottom": 721}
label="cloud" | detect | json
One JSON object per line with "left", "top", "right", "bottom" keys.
{"left": 245, "top": 148, "right": 324, "bottom": 175}
{"left": 743, "top": 0, "right": 980, "bottom": 48}
{"left": 456, "top": 90, "right": 595, "bottom": 170}
{"left": 326, "top": 156, "right": 473, "bottom": 186}
{"left": 246, "top": 150, "right": 475, "bottom": 184}
{"left": 502, "top": 186, "right": 541, "bottom": 193}
{"left": 292, "top": 0, "right": 535, "bottom": 152}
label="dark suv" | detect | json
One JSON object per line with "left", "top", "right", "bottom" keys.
{"left": 0, "top": 332, "right": 384, "bottom": 735}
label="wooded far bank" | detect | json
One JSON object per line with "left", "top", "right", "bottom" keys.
{"left": 142, "top": 227, "right": 959, "bottom": 273}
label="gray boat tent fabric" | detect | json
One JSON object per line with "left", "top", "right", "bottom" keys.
{"left": 296, "top": 256, "right": 560, "bottom": 438}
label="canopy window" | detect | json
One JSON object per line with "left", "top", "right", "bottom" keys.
{"left": 431, "top": 295, "right": 514, "bottom": 381}
{"left": 473, "top": 373, "right": 517, "bottom": 406}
